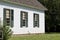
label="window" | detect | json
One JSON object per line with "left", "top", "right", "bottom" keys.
{"left": 20, "top": 11, "right": 28, "bottom": 27}
{"left": 3, "top": 8, "right": 14, "bottom": 27}
{"left": 34, "top": 14, "right": 39, "bottom": 27}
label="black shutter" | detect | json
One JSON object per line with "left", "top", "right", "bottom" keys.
{"left": 34, "top": 14, "right": 35, "bottom": 27}
{"left": 20, "top": 11, "right": 22, "bottom": 27}
{"left": 3, "top": 8, "right": 6, "bottom": 26}
{"left": 10, "top": 10, "right": 14, "bottom": 27}
{"left": 26, "top": 13, "right": 28, "bottom": 27}
{"left": 38, "top": 14, "right": 39, "bottom": 27}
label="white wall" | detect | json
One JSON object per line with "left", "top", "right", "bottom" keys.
{"left": 0, "top": 2, "right": 45, "bottom": 34}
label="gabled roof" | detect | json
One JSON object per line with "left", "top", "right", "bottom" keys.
{"left": 0, "top": 0, "right": 47, "bottom": 10}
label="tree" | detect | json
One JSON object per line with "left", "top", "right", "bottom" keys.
{"left": 38, "top": 0, "right": 60, "bottom": 32}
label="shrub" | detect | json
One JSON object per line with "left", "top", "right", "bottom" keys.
{"left": 3, "top": 26, "right": 13, "bottom": 40}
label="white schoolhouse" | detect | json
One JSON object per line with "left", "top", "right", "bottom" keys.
{"left": 0, "top": 0, "right": 47, "bottom": 34}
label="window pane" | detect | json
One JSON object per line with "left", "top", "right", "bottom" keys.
{"left": 6, "top": 18, "right": 10, "bottom": 20}
{"left": 35, "top": 14, "right": 38, "bottom": 21}
{"left": 5, "top": 9, "right": 10, "bottom": 26}
{"left": 22, "top": 20, "right": 26, "bottom": 26}
{"left": 6, "top": 10, "right": 10, "bottom": 18}
{"left": 35, "top": 21, "right": 38, "bottom": 26}
{"left": 22, "top": 13, "right": 26, "bottom": 20}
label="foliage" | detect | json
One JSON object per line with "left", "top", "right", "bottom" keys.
{"left": 38, "top": 0, "right": 60, "bottom": 32}
{"left": 3, "top": 26, "right": 13, "bottom": 40}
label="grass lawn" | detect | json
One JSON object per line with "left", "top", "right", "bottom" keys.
{"left": 9, "top": 33, "right": 60, "bottom": 40}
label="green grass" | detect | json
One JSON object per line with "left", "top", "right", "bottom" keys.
{"left": 9, "top": 33, "right": 60, "bottom": 40}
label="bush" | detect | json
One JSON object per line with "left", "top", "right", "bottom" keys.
{"left": 0, "top": 18, "right": 13, "bottom": 40}
{"left": 3, "top": 26, "right": 13, "bottom": 40}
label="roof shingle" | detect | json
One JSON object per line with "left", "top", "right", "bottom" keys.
{"left": 1, "top": 0, "right": 47, "bottom": 10}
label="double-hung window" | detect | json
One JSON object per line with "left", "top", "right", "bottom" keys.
{"left": 20, "top": 11, "right": 28, "bottom": 27}
{"left": 34, "top": 14, "right": 39, "bottom": 27}
{"left": 3, "top": 8, "right": 14, "bottom": 27}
